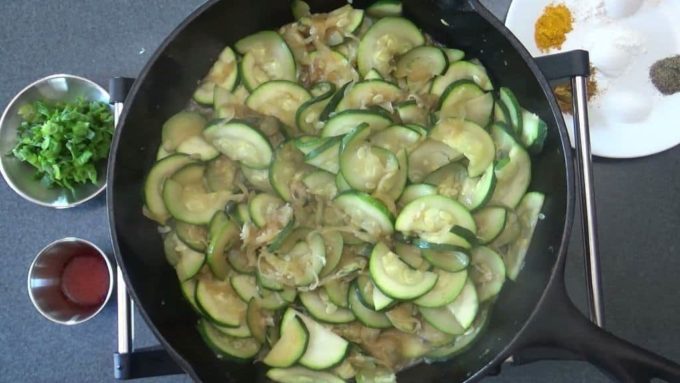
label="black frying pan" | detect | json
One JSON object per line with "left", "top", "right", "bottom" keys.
{"left": 107, "top": 0, "right": 680, "bottom": 381}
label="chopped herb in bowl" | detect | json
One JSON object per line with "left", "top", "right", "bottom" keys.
{"left": 11, "top": 98, "right": 113, "bottom": 191}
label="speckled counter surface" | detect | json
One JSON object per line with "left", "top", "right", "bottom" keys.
{"left": 0, "top": 1, "right": 678, "bottom": 382}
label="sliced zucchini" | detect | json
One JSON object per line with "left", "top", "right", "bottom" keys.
{"left": 203, "top": 46, "right": 240, "bottom": 92}
{"left": 180, "top": 278, "right": 200, "bottom": 313}
{"left": 431, "top": 60, "right": 493, "bottom": 96}
{"left": 421, "top": 247, "right": 470, "bottom": 272}
{"left": 144, "top": 155, "right": 196, "bottom": 224}
{"left": 195, "top": 276, "right": 247, "bottom": 328}
{"left": 310, "top": 82, "right": 335, "bottom": 98}
{"left": 367, "top": 0, "right": 403, "bottom": 18}
{"left": 241, "top": 164, "right": 274, "bottom": 192}
{"left": 176, "top": 136, "right": 219, "bottom": 161}
{"left": 291, "top": 0, "right": 310, "bottom": 20}
{"left": 458, "top": 163, "right": 496, "bottom": 211}
{"left": 267, "top": 367, "right": 345, "bottom": 383}
{"left": 443, "top": 48, "right": 465, "bottom": 63}
{"left": 303, "top": 170, "right": 338, "bottom": 200}
{"left": 230, "top": 273, "right": 258, "bottom": 302}
{"left": 423, "top": 162, "right": 467, "bottom": 199}
{"left": 299, "top": 314, "right": 350, "bottom": 370}
{"left": 396, "top": 195, "right": 476, "bottom": 240}
{"left": 246, "top": 80, "right": 311, "bottom": 133}
{"left": 270, "top": 141, "right": 310, "bottom": 202}
{"left": 296, "top": 85, "right": 335, "bottom": 134}
{"left": 171, "top": 238, "right": 206, "bottom": 281}
{"left": 325, "top": 279, "right": 351, "bottom": 308}
{"left": 470, "top": 246, "right": 505, "bottom": 301}
{"left": 235, "top": 31, "right": 296, "bottom": 90}
{"left": 429, "top": 118, "right": 494, "bottom": 177}
{"left": 489, "top": 124, "right": 531, "bottom": 208}
{"left": 356, "top": 275, "right": 377, "bottom": 308}
{"left": 340, "top": 124, "right": 398, "bottom": 192}
{"left": 204, "top": 119, "right": 273, "bottom": 169}
{"left": 335, "top": 171, "right": 352, "bottom": 193}
{"left": 295, "top": 136, "right": 330, "bottom": 155}
{"left": 163, "top": 174, "right": 230, "bottom": 226}
{"left": 397, "top": 183, "right": 437, "bottom": 207}
{"left": 504, "top": 192, "right": 544, "bottom": 280}
{"left": 333, "top": 191, "right": 394, "bottom": 238}
{"left": 248, "top": 193, "right": 285, "bottom": 228}
{"left": 198, "top": 320, "right": 260, "bottom": 360}
{"left": 370, "top": 125, "right": 422, "bottom": 154}
{"left": 307, "top": 50, "right": 357, "bottom": 88}
{"left": 320, "top": 82, "right": 351, "bottom": 121}
{"left": 419, "top": 305, "right": 464, "bottom": 336}
{"left": 205, "top": 156, "right": 238, "bottom": 192}
{"left": 207, "top": 216, "right": 239, "bottom": 279}
{"left": 304, "top": 136, "right": 341, "bottom": 173}
{"left": 425, "top": 308, "right": 489, "bottom": 361}
{"left": 357, "top": 17, "right": 425, "bottom": 77}
{"left": 437, "top": 80, "right": 490, "bottom": 124}
{"left": 156, "top": 146, "right": 172, "bottom": 161}
{"left": 407, "top": 139, "right": 461, "bottom": 182}
{"left": 261, "top": 233, "right": 326, "bottom": 287}
{"left": 161, "top": 112, "right": 206, "bottom": 151}
{"left": 520, "top": 109, "right": 548, "bottom": 154}
{"left": 396, "top": 100, "right": 429, "bottom": 126}
{"left": 246, "top": 298, "right": 268, "bottom": 344}
{"left": 498, "top": 87, "right": 522, "bottom": 135}
{"left": 374, "top": 149, "right": 408, "bottom": 201}
{"left": 175, "top": 221, "right": 208, "bottom": 252}
{"left": 372, "top": 284, "right": 396, "bottom": 311}
{"left": 419, "top": 279, "right": 478, "bottom": 334}
{"left": 193, "top": 81, "right": 215, "bottom": 105}
{"left": 215, "top": 320, "right": 252, "bottom": 339}
{"left": 321, "top": 109, "right": 392, "bottom": 137}
{"left": 364, "top": 68, "right": 384, "bottom": 80}
{"left": 336, "top": 80, "right": 405, "bottom": 111}
{"left": 320, "top": 231, "right": 344, "bottom": 276}
{"left": 349, "top": 282, "right": 392, "bottom": 328}
{"left": 385, "top": 304, "right": 419, "bottom": 333}
{"left": 414, "top": 269, "right": 467, "bottom": 307}
{"left": 473, "top": 206, "right": 507, "bottom": 244}
{"left": 394, "top": 242, "right": 429, "bottom": 271}
{"left": 263, "top": 308, "right": 309, "bottom": 367}
{"left": 299, "top": 290, "right": 355, "bottom": 324}
{"left": 494, "top": 101, "right": 510, "bottom": 124}
{"left": 395, "top": 46, "right": 448, "bottom": 92}
{"left": 369, "top": 242, "right": 438, "bottom": 300}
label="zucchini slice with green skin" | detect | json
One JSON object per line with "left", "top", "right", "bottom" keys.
{"left": 414, "top": 269, "right": 468, "bottom": 307}
{"left": 175, "top": 221, "right": 208, "bottom": 252}
{"left": 170, "top": 238, "right": 206, "bottom": 281}
{"left": 489, "top": 124, "right": 532, "bottom": 208}
{"left": 425, "top": 308, "right": 489, "bottom": 361}
{"left": 394, "top": 242, "right": 429, "bottom": 271}
{"left": 324, "top": 279, "right": 351, "bottom": 308}
{"left": 294, "top": 136, "right": 329, "bottom": 155}
{"left": 303, "top": 170, "right": 338, "bottom": 200}
{"left": 407, "top": 139, "right": 462, "bottom": 182}
{"left": 498, "top": 87, "right": 522, "bottom": 135}
{"left": 333, "top": 191, "right": 395, "bottom": 238}
{"left": 263, "top": 308, "right": 309, "bottom": 367}
{"left": 443, "top": 48, "right": 465, "bottom": 63}
{"left": 246, "top": 298, "right": 269, "bottom": 344}
{"left": 437, "top": 80, "right": 490, "bottom": 124}
{"left": 470, "top": 246, "right": 506, "bottom": 301}
{"left": 176, "top": 135, "right": 219, "bottom": 161}
{"left": 299, "top": 290, "right": 355, "bottom": 324}
{"left": 144, "top": 154, "right": 196, "bottom": 224}
{"left": 163, "top": 176, "right": 230, "bottom": 226}
{"left": 520, "top": 109, "right": 548, "bottom": 154}
{"left": 349, "top": 282, "right": 393, "bottom": 328}
{"left": 398, "top": 183, "right": 437, "bottom": 207}
{"left": 230, "top": 273, "right": 258, "bottom": 302}
{"left": 241, "top": 164, "right": 274, "bottom": 192}
{"left": 205, "top": 156, "right": 238, "bottom": 192}
{"left": 180, "top": 278, "right": 200, "bottom": 313}
{"left": 504, "top": 192, "right": 544, "bottom": 280}
{"left": 494, "top": 100, "right": 510, "bottom": 124}
{"left": 396, "top": 195, "right": 477, "bottom": 238}
{"left": 321, "top": 109, "right": 392, "bottom": 137}
{"left": 207, "top": 216, "right": 239, "bottom": 279}
{"left": 375, "top": 149, "right": 408, "bottom": 202}
{"left": 320, "top": 82, "right": 351, "bottom": 121}
{"left": 395, "top": 46, "right": 448, "bottom": 92}
{"left": 267, "top": 367, "right": 345, "bottom": 383}
{"left": 270, "top": 140, "right": 310, "bottom": 202}
{"left": 195, "top": 276, "right": 247, "bottom": 328}
{"left": 419, "top": 278, "right": 478, "bottom": 334}
{"left": 419, "top": 305, "right": 465, "bottom": 336}
{"left": 310, "top": 82, "right": 335, "bottom": 98}
{"left": 340, "top": 124, "right": 398, "bottom": 192}
{"left": 296, "top": 84, "right": 335, "bottom": 134}
{"left": 161, "top": 112, "right": 206, "bottom": 151}
{"left": 357, "top": 17, "right": 425, "bottom": 77}
{"left": 235, "top": 31, "right": 296, "bottom": 91}
{"left": 298, "top": 314, "right": 350, "bottom": 370}
{"left": 320, "top": 231, "right": 344, "bottom": 277}
{"left": 198, "top": 320, "right": 261, "bottom": 360}
{"left": 248, "top": 193, "right": 285, "bottom": 228}
{"left": 261, "top": 232, "right": 326, "bottom": 287}
{"left": 304, "top": 136, "right": 341, "bottom": 173}
{"left": 367, "top": 0, "right": 403, "bottom": 17}
{"left": 372, "top": 283, "right": 396, "bottom": 311}
{"left": 335, "top": 172, "right": 352, "bottom": 193}
{"left": 193, "top": 81, "right": 215, "bottom": 105}
{"left": 431, "top": 61, "right": 493, "bottom": 96}
{"left": 291, "top": 0, "right": 310, "bottom": 19}
{"left": 364, "top": 68, "right": 384, "bottom": 80}
{"left": 336, "top": 80, "right": 405, "bottom": 111}
{"left": 215, "top": 320, "right": 252, "bottom": 339}
{"left": 267, "top": 218, "right": 297, "bottom": 253}
{"left": 356, "top": 275, "right": 376, "bottom": 308}
{"left": 458, "top": 163, "right": 496, "bottom": 211}
{"left": 421, "top": 247, "right": 470, "bottom": 272}
{"left": 423, "top": 162, "right": 467, "bottom": 198}
{"left": 370, "top": 125, "right": 422, "bottom": 154}
{"left": 429, "top": 118, "right": 494, "bottom": 177}
{"left": 473, "top": 206, "right": 507, "bottom": 245}
{"left": 201, "top": 46, "right": 240, "bottom": 93}
{"left": 369, "top": 242, "right": 438, "bottom": 300}
{"left": 396, "top": 100, "right": 429, "bottom": 126}
{"left": 204, "top": 119, "right": 273, "bottom": 169}
{"left": 246, "top": 80, "right": 311, "bottom": 134}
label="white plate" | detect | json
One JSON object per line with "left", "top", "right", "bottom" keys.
{"left": 506, "top": 0, "right": 680, "bottom": 158}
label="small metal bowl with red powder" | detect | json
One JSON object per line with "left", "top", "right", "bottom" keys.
{"left": 27, "top": 237, "right": 113, "bottom": 325}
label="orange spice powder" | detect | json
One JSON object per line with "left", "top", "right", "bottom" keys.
{"left": 535, "top": 4, "right": 574, "bottom": 52}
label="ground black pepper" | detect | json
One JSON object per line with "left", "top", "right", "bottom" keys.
{"left": 650, "top": 55, "right": 680, "bottom": 95}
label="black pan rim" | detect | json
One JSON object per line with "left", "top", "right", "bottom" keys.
{"left": 106, "top": 0, "right": 576, "bottom": 381}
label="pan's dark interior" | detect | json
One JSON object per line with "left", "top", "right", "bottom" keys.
{"left": 109, "top": 0, "right": 573, "bottom": 381}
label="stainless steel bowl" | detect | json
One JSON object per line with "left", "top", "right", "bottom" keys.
{"left": 27, "top": 237, "right": 114, "bottom": 325}
{"left": 0, "top": 74, "right": 111, "bottom": 208}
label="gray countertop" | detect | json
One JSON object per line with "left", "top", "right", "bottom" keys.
{"left": 1, "top": 1, "right": 678, "bottom": 382}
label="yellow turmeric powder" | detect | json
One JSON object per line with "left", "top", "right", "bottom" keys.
{"left": 535, "top": 4, "right": 573, "bottom": 52}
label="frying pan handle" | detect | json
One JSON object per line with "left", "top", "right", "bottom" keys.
{"left": 515, "top": 274, "right": 680, "bottom": 382}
